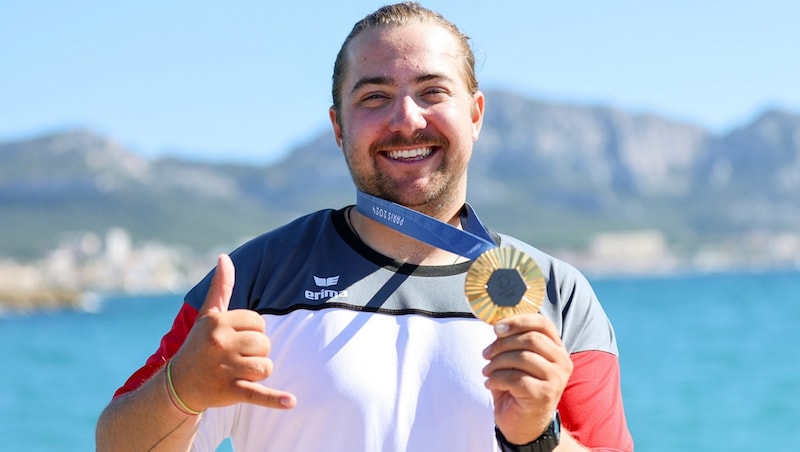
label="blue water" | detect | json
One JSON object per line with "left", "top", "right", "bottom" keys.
{"left": 1, "top": 270, "right": 798, "bottom": 451}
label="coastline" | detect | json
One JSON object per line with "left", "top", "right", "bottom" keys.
{"left": 0, "top": 288, "right": 95, "bottom": 314}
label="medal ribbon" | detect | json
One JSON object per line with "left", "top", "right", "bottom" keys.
{"left": 355, "top": 190, "right": 497, "bottom": 260}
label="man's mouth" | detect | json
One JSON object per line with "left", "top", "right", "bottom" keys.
{"left": 385, "top": 147, "right": 434, "bottom": 161}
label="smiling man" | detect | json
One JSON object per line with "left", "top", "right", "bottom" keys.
{"left": 332, "top": 20, "right": 478, "bottom": 222}
{"left": 97, "top": 3, "right": 633, "bottom": 451}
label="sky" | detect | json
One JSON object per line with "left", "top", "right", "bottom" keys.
{"left": 2, "top": 0, "right": 799, "bottom": 164}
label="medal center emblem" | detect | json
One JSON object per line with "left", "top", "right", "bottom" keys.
{"left": 486, "top": 268, "right": 527, "bottom": 307}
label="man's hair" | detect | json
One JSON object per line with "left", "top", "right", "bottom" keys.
{"left": 330, "top": 2, "right": 478, "bottom": 115}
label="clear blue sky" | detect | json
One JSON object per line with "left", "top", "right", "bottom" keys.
{"left": 2, "top": 0, "right": 798, "bottom": 163}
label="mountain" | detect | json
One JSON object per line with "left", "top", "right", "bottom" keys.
{"left": 693, "top": 110, "right": 800, "bottom": 231}
{"left": 1, "top": 89, "right": 798, "bottom": 265}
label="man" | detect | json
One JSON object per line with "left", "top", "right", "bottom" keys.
{"left": 97, "top": 3, "right": 633, "bottom": 451}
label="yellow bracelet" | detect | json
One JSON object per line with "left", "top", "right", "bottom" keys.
{"left": 165, "top": 359, "right": 203, "bottom": 416}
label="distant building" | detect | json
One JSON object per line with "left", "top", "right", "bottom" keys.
{"left": 588, "top": 229, "right": 673, "bottom": 273}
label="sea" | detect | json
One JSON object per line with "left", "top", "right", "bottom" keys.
{"left": 1, "top": 269, "right": 798, "bottom": 451}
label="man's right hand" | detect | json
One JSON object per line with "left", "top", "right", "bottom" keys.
{"left": 168, "top": 254, "right": 297, "bottom": 413}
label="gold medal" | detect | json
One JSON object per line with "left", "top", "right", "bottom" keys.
{"left": 464, "top": 247, "right": 546, "bottom": 324}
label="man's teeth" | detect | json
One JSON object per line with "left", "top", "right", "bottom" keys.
{"left": 387, "top": 148, "right": 432, "bottom": 160}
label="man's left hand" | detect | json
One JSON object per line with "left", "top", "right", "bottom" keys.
{"left": 482, "top": 313, "right": 573, "bottom": 445}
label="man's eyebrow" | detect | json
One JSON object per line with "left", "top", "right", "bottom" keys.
{"left": 417, "top": 73, "right": 453, "bottom": 84}
{"left": 351, "top": 76, "right": 394, "bottom": 94}
{"left": 350, "top": 73, "right": 454, "bottom": 94}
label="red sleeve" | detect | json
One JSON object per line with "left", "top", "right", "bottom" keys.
{"left": 112, "top": 302, "right": 199, "bottom": 398}
{"left": 558, "top": 350, "right": 634, "bottom": 452}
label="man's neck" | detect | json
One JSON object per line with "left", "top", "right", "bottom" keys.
{"left": 348, "top": 205, "right": 466, "bottom": 266}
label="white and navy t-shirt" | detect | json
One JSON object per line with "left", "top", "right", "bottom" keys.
{"left": 115, "top": 207, "right": 633, "bottom": 451}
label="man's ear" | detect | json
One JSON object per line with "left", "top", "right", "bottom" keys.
{"left": 329, "top": 106, "right": 343, "bottom": 148}
{"left": 471, "top": 91, "right": 485, "bottom": 142}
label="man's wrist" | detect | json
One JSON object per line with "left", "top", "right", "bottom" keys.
{"left": 495, "top": 411, "right": 561, "bottom": 452}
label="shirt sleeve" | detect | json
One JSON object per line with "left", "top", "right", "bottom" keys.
{"left": 558, "top": 350, "right": 634, "bottom": 452}
{"left": 112, "top": 302, "right": 199, "bottom": 398}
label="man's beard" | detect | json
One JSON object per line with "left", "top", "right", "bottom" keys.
{"left": 343, "top": 132, "right": 462, "bottom": 218}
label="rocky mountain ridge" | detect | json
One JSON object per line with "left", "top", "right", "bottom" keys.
{"left": 1, "top": 89, "right": 798, "bottom": 264}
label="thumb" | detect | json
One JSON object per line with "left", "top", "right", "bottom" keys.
{"left": 199, "top": 254, "right": 235, "bottom": 316}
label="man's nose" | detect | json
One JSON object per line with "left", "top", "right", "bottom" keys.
{"left": 388, "top": 96, "right": 427, "bottom": 135}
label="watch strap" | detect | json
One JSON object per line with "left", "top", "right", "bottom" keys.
{"left": 495, "top": 411, "right": 561, "bottom": 452}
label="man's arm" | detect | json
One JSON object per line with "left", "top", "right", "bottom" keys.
{"left": 559, "top": 350, "right": 633, "bottom": 451}
{"left": 96, "top": 254, "right": 297, "bottom": 451}
{"left": 484, "top": 314, "right": 581, "bottom": 449}
{"left": 484, "top": 314, "right": 632, "bottom": 452}
{"left": 96, "top": 366, "right": 201, "bottom": 452}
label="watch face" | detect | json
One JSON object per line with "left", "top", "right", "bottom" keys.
{"left": 552, "top": 410, "right": 561, "bottom": 440}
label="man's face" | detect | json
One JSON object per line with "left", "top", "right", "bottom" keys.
{"left": 330, "top": 22, "right": 484, "bottom": 217}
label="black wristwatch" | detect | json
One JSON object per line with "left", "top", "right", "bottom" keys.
{"left": 495, "top": 411, "right": 561, "bottom": 452}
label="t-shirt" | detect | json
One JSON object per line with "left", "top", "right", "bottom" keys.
{"left": 115, "top": 207, "right": 633, "bottom": 451}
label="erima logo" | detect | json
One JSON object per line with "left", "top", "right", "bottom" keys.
{"left": 314, "top": 275, "right": 339, "bottom": 287}
{"left": 305, "top": 275, "right": 349, "bottom": 300}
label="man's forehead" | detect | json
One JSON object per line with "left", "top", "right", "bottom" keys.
{"left": 343, "top": 24, "right": 461, "bottom": 82}
{"left": 347, "top": 23, "right": 458, "bottom": 58}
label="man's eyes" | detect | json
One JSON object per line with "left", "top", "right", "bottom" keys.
{"left": 357, "top": 87, "right": 450, "bottom": 107}
{"left": 363, "top": 93, "right": 389, "bottom": 101}
{"left": 358, "top": 93, "right": 390, "bottom": 107}
{"left": 423, "top": 87, "right": 448, "bottom": 96}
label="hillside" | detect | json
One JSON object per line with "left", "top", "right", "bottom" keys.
{"left": 1, "top": 89, "right": 798, "bottom": 274}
